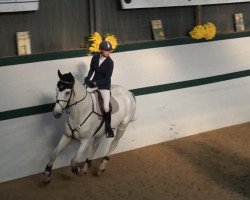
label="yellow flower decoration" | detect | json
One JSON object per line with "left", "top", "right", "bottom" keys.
{"left": 104, "top": 34, "right": 118, "bottom": 51}
{"left": 87, "top": 32, "right": 102, "bottom": 53}
{"left": 189, "top": 25, "right": 206, "bottom": 40}
{"left": 203, "top": 22, "right": 216, "bottom": 40}
{"left": 189, "top": 22, "right": 216, "bottom": 40}
{"left": 86, "top": 32, "right": 118, "bottom": 54}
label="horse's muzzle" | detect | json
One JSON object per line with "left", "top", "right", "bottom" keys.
{"left": 53, "top": 110, "right": 62, "bottom": 118}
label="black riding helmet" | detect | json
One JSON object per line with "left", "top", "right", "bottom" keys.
{"left": 99, "top": 41, "right": 113, "bottom": 51}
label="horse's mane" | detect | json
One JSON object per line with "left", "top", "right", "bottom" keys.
{"left": 73, "top": 79, "right": 86, "bottom": 96}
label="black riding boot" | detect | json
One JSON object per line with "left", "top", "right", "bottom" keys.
{"left": 103, "top": 111, "right": 114, "bottom": 138}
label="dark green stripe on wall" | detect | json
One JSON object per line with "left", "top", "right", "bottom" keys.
{"left": 0, "top": 70, "right": 249, "bottom": 121}
{"left": 0, "top": 104, "right": 54, "bottom": 121}
{"left": 132, "top": 70, "right": 250, "bottom": 96}
{"left": 0, "top": 50, "right": 88, "bottom": 68}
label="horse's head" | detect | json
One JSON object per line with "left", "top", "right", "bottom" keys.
{"left": 53, "top": 70, "right": 75, "bottom": 118}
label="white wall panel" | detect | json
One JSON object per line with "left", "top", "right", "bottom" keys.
{"left": 0, "top": 0, "right": 39, "bottom": 13}
{"left": 1, "top": 37, "right": 250, "bottom": 112}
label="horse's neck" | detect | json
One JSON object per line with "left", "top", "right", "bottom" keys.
{"left": 73, "top": 80, "right": 86, "bottom": 101}
{"left": 69, "top": 80, "right": 92, "bottom": 119}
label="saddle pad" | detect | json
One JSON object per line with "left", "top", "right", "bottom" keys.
{"left": 110, "top": 96, "right": 119, "bottom": 114}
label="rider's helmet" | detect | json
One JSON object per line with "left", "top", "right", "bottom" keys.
{"left": 99, "top": 41, "right": 113, "bottom": 51}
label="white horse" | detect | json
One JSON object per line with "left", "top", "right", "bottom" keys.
{"left": 44, "top": 70, "right": 136, "bottom": 183}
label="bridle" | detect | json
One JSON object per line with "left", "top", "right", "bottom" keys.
{"left": 55, "top": 81, "right": 88, "bottom": 114}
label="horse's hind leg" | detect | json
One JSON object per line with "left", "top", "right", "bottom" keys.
{"left": 96, "top": 123, "right": 128, "bottom": 176}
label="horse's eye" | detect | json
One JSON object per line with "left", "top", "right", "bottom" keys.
{"left": 65, "top": 91, "right": 70, "bottom": 95}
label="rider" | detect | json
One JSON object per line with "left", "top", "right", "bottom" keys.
{"left": 85, "top": 41, "right": 114, "bottom": 138}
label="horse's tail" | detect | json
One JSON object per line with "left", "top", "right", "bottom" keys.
{"left": 130, "top": 91, "right": 137, "bottom": 122}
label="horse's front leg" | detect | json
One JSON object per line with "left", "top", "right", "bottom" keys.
{"left": 81, "top": 136, "right": 102, "bottom": 175}
{"left": 43, "top": 134, "right": 71, "bottom": 183}
{"left": 71, "top": 138, "right": 90, "bottom": 176}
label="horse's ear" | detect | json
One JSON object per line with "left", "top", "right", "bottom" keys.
{"left": 58, "top": 70, "right": 63, "bottom": 79}
{"left": 69, "top": 72, "right": 75, "bottom": 83}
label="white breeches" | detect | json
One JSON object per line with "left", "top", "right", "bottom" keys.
{"left": 86, "top": 87, "right": 110, "bottom": 113}
{"left": 99, "top": 89, "right": 110, "bottom": 112}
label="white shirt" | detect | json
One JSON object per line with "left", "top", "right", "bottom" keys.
{"left": 99, "top": 55, "right": 106, "bottom": 66}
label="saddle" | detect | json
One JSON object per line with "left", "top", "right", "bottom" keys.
{"left": 93, "top": 90, "right": 119, "bottom": 117}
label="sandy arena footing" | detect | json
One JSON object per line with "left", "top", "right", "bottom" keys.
{"left": 0, "top": 122, "right": 250, "bottom": 200}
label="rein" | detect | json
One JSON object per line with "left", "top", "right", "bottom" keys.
{"left": 67, "top": 87, "right": 88, "bottom": 108}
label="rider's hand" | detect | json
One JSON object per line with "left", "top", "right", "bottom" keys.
{"left": 84, "top": 77, "right": 89, "bottom": 84}
{"left": 88, "top": 81, "right": 95, "bottom": 88}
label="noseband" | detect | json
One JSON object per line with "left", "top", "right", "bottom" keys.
{"left": 56, "top": 91, "right": 73, "bottom": 112}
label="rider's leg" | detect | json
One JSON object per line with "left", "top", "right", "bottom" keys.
{"left": 100, "top": 89, "right": 114, "bottom": 138}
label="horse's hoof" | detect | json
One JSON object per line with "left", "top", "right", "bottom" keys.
{"left": 93, "top": 169, "right": 105, "bottom": 176}
{"left": 44, "top": 171, "right": 50, "bottom": 176}
{"left": 76, "top": 168, "right": 87, "bottom": 177}
{"left": 43, "top": 176, "right": 51, "bottom": 184}
{"left": 76, "top": 171, "right": 86, "bottom": 177}
{"left": 71, "top": 166, "right": 85, "bottom": 176}
{"left": 71, "top": 166, "right": 78, "bottom": 174}
{"left": 79, "top": 168, "right": 88, "bottom": 176}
